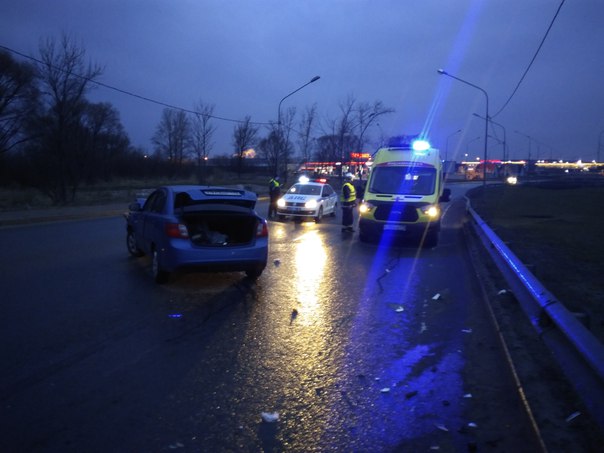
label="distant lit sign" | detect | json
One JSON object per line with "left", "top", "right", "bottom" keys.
{"left": 350, "top": 152, "right": 371, "bottom": 159}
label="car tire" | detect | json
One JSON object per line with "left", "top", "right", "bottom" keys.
{"left": 314, "top": 206, "right": 323, "bottom": 223}
{"left": 152, "top": 247, "right": 169, "bottom": 284}
{"left": 127, "top": 230, "right": 144, "bottom": 257}
{"left": 245, "top": 264, "right": 265, "bottom": 279}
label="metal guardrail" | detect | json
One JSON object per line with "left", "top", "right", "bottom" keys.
{"left": 466, "top": 200, "right": 604, "bottom": 428}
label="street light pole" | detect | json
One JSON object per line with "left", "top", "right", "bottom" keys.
{"left": 438, "top": 69, "right": 489, "bottom": 186}
{"left": 466, "top": 136, "right": 481, "bottom": 155}
{"left": 473, "top": 113, "right": 507, "bottom": 161}
{"left": 277, "top": 76, "right": 320, "bottom": 127}
{"left": 445, "top": 129, "right": 462, "bottom": 162}
{"left": 514, "top": 130, "right": 533, "bottom": 178}
{"left": 275, "top": 76, "right": 320, "bottom": 178}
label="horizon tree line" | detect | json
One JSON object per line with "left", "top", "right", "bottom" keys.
{"left": 0, "top": 34, "right": 393, "bottom": 203}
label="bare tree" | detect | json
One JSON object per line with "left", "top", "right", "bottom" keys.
{"left": 297, "top": 104, "right": 316, "bottom": 164}
{"left": 232, "top": 116, "right": 258, "bottom": 177}
{"left": 152, "top": 108, "right": 191, "bottom": 168}
{"left": 34, "top": 33, "right": 103, "bottom": 203}
{"left": 258, "top": 106, "right": 294, "bottom": 178}
{"left": 0, "top": 50, "right": 39, "bottom": 154}
{"left": 191, "top": 100, "right": 216, "bottom": 183}
{"left": 320, "top": 95, "right": 394, "bottom": 177}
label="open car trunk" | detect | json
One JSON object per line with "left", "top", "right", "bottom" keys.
{"left": 180, "top": 205, "right": 258, "bottom": 246}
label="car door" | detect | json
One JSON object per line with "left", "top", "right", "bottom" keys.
{"left": 322, "top": 185, "right": 336, "bottom": 213}
{"left": 141, "top": 189, "right": 168, "bottom": 252}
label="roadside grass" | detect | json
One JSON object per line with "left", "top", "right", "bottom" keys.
{"left": 0, "top": 172, "right": 271, "bottom": 210}
{"left": 467, "top": 183, "right": 604, "bottom": 343}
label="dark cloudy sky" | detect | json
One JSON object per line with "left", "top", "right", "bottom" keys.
{"left": 1, "top": 0, "right": 602, "bottom": 161}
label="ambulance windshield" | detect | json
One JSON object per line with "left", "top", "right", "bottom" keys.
{"left": 368, "top": 166, "right": 436, "bottom": 195}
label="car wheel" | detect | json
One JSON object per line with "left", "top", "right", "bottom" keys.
{"left": 152, "top": 247, "right": 169, "bottom": 283}
{"left": 314, "top": 206, "right": 323, "bottom": 223}
{"left": 126, "top": 230, "right": 144, "bottom": 257}
{"left": 245, "top": 264, "right": 265, "bottom": 279}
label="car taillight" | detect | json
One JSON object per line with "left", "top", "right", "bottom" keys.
{"left": 165, "top": 223, "right": 189, "bottom": 239}
{"left": 256, "top": 220, "right": 268, "bottom": 238}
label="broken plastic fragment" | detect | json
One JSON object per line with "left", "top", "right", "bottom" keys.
{"left": 467, "top": 422, "right": 478, "bottom": 428}
{"left": 566, "top": 411, "right": 581, "bottom": 423}
{"left": 169, "top": 314, "right": 182, "bottom": 318}
{"left": 463, "top": 393, "right": 473, "bottom": 398}
{"left": 435, "top": 423, "right": 448, "bottom": 432}
{"left": 394, "top": 305, "right": 404, "bottom": 312}
{"left": 380, "top": 387, "right": 390, "bottom": 393}
{"left": 261, "top": 412, "right": 279, "bottom": 423}
{"left": 461, "top": 328, "right": 472, "bottom": 334}
{"left": 498, "top": 289, "right": 508, "bottom": 295}
{"left": 432, "top": 293, "right": 441, "bottom": 300}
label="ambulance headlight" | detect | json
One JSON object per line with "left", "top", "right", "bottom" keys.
{"left": 277, "top": 198, "right": 286, "bottom": 208}
{"left": 305, "top": 199, "right": 318, "bottom": 209}
{"left": 421, "top": 205, "right": 440, "bottom": 218}
{"left": 359, "top": 201, "right": 375, "bottom": 214}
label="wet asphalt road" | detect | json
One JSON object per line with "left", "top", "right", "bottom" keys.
{"left": 0, "top": 187, "right": 542, "bottom": 452}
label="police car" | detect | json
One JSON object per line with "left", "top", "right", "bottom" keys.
{"left": 276, "top": 176, "right": 338, "bottom": 222}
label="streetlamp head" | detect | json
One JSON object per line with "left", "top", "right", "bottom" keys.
{"left": 437, "top": 69, "right": 447, "bottom": 75}
{"left": 310, "top": 76, "right": 320, "bottom": 83}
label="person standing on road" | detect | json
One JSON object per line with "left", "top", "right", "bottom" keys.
{"left": 268, "top": 176, "right": 281, "bottom": 219}
{"left": 341, "top": 173, "right": 356, "bottom": 232}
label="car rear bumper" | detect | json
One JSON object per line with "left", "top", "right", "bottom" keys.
{"left": 160, "top": 238, "right": 268, "bottom": 272}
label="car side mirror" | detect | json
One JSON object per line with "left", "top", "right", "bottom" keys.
{"left": 129, "top": 202, "right": 142, "bottom": 211}
{"left": 439, "top": 188, "right": 451, "bottom": 203}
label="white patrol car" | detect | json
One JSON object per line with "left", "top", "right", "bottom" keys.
{"left": 276, "top": 177, "right": 338, "bottom": 223}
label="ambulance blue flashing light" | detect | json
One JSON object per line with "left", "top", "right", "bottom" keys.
{"left": 412, "top": 139, "right": 430, "bottom": 153}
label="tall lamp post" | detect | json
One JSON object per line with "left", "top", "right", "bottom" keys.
{"left": 438, "top": 69, "right": 489, "bottom": 186}
{"left": 276, "top": 76, "right": 320, "bottom": 177}
{"left": 445, "top": 129, "right": 462, "bottom": 162}
{"left": 514, "top": 130, "right": 534, "bottom": 178}
{"left": 278, "top": 76, "right": 320, "bottom": 127}
{"left": 473, "top": 113, "right": 507, "bottom": 161}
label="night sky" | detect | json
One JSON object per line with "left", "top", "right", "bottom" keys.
{"left": 1, "top": 0, "right": 602, "bottom": 161}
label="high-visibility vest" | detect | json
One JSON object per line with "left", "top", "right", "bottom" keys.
{"left": 341, "top": 182, "right": 356, "bottom": 202}
{"left": 269, "top": 179, "right": 280, "bottom": 191}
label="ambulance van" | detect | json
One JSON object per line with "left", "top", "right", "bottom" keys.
{"left": 358, "top": 136, "right": 451, "bottom": 246}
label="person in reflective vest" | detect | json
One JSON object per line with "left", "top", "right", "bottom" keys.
{"left": 268, "top": 176, "right": 281, "bottom": 219}
{"left": 340, "top": 173, "right": 356, "bottom": 232}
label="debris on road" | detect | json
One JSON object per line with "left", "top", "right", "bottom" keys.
{"left": 405, "top": 390, "right": 418, "bottom": 399}
{"left": 432, "top": 293, "right": 442, "bottom": 300}
{"left": 261, "top": 412, "right": 279, "bottom": 423}
{"left": 435, "top": 423, "right": 448, "bottom": 432}
{"left": 380, "top": 387, "right": 390, "bottom": 393}
{"left": 566, "top": 411, "right": 581, "bottom": 423}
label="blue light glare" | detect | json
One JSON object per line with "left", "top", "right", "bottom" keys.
{"left": 412, "top": 140, "right": 430, "bottom": 152}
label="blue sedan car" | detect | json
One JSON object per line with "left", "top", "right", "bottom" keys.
{"left": 125, "top": 185, "right": 269, "bottom": 283}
